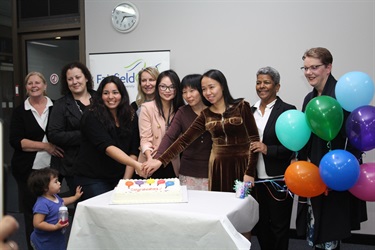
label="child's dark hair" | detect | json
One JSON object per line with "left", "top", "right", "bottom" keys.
{"left": 28, "top": 168, "right": 59, "bottom": 196}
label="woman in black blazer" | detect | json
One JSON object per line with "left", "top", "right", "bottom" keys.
{"left": 47, "top": 62, "right": 96, "bottom": 195}
{"left": 250, "top": 67, "right": 296, "bottom": 250}
{"left": 9, "top": 72, "right": 63, "bottom": 250}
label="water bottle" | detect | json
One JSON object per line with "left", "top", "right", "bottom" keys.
{"left": 58, "top": 205, "right": 69, "bottom": 234}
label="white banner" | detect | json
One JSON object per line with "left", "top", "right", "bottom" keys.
{"left": 89, "top": 50, "right": 170, "bottom": 102}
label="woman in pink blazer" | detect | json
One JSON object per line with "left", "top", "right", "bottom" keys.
{"left": 138, "top": 69, "right": 184, "bottom": 178}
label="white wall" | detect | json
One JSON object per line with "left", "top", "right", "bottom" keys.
{"left": 85, "top": 0, "right": 375, "bottom": 235}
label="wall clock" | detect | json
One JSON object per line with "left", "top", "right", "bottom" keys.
{"left": 111, "top": 2, "right": 139, "bottom": 33}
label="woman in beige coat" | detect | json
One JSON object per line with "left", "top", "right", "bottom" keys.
{"left": 138, "top": 69, "right": 184, "bottom": 178}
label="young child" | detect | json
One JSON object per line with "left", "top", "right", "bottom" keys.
{"left": 27, "top": 167, "right": 83, "bottom": 250}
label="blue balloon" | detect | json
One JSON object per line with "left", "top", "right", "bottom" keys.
{"left": 335, "top": 71, "right": 374, "bottom": 112}
{"left": 165, "top": 181, "right": 175, "bottom": 188}
{"left": 319, "top": 150, "right": 360, "bottom": 191}
{"left": 276, "top": 110, "right": 311, "bottom": 152}
{"left": 346, "top": 105, "right": 375, "bottom": 151}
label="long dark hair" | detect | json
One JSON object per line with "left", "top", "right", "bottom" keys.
{"left": 154, "top": 69, "right": 184, "bottom": 119}
{"left": 202, "top": 69, "right": 239, "bottom": 107}
{"left": 60, "top": 61, "right": 94, "bottom": 95}
{"left": 90, "top": 75, "right": 134, "bottom": 133}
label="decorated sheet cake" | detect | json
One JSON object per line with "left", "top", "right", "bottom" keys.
{"left": 111, "top": 178, "right": 186, "bottom": 204}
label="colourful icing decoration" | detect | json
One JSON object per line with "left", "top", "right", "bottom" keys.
{"left": 111, "top": 178, "right": 183, "bottom": 204}
{"left": 157, "top": 179, "right": 166, "bottom": 185}
{"left": 135, "top": 180, "right": 144, "bottom": 186}
{"left": 165, "top": 181, "right": 175, "bottom": 188}
{"left": 146, "top": 178, "right": 155, "bottom": 185}
{"left": 125, "top": 181, "right": 134, "bottom": 188}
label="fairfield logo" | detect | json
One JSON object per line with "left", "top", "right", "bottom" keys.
{"left": 95, "top": 59, "right": 162, "bottom": 84}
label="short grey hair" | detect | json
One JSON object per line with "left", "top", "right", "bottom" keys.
{"left": 256, "top": 66, "right": 280, "bottom": 85}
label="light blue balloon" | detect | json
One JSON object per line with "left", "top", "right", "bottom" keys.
{"left": 335, "top": 71, "right": 374, "bottom": 112}
{"left": 275, "top": 110, "right": 311, "bottom": 152}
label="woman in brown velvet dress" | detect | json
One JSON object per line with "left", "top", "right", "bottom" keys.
{"left": 143, "top": 69, "right": 259, "bottom": 192}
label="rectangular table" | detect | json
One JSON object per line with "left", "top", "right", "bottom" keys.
{"left": 67, "top": 189, "right": 259, "bottom": 250}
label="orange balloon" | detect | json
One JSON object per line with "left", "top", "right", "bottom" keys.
{"left": 284, "top": 161, "right": 327, "bottom": 198}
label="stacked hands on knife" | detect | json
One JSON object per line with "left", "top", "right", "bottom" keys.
{"left": 133, "top": 146, "right": 255, "bottom": 186}
{"left": 135, "top": 146, "right": 163, "bottom": 178}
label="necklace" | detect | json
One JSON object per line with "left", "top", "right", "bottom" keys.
{"left": 75, "top": 93, "right": 91, "bottom": 114}
{"left": 75, "top": 100, "right": 84, "bottom": 114}
{"left": 164, "top": 105, "right": 172, "bottom": 129}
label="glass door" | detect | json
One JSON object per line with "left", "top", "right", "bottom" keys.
{"left": 5, "top": 31, "right": 81, "bottom": 213}
{"left": 24, "top": 36, "right": 79, "bottom": 100}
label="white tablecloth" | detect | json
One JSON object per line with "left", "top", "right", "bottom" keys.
{"left": 67, "top": 188, "right": 259, "bottom": 250}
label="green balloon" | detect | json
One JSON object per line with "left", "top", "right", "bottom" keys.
{"left": 305, "top": 96, "right": 343, "bottom": 141}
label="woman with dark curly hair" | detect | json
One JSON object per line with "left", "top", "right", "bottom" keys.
{"left": 73, "top": 75, "right": 142, "bottom": 201}
{"left": 47, "top": 61, "right": 96, "bottom": 196}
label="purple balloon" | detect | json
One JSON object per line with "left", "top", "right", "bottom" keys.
{"left": 346, "top": 105, "right": 375, "bottom": 151}
{"left": 135, "top": 180, "right": 144, "bottom": 186}
{"left": 349, "top": 163, "right": 375, "bottom": 201}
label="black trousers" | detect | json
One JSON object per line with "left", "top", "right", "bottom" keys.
{"left": 15, "top": 175, "right": 37, "bottom": 250}
{"left": 253, "top": 180, "right": 293, "bottom": 250}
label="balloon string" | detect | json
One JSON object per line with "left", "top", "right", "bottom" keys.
{"left": 255, "top": 178, "right": 284, "bottom": 184}
{"left": 361, "top": 152, "right": 366, "bottom": 162}
{"left": 254, "top": 179, "right": 294, "bottom": 199}
{"left": 326, "top": 141, "right": 332, "bottom": 151}
{"left": 344, "top": 137, "right": 348, "bottom": 151}
{"left": 344, "top": 137, "right": 364, "bottom": 162}
{"left": 294, "top": 151, "right": 299, "bottom": 161}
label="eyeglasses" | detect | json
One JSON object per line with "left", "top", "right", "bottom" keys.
{"left": 159, "top": 85, "right": 176, "bottom": 91}
{"left": 300, "top": 64, "right": 324, "bottom": 72}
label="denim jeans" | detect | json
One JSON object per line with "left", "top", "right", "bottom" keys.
{"left": 74, "top": 176, "right": 117, "bottom": 202}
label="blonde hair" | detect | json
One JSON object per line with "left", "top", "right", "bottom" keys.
{"left": 135, "top": 67, "right": 159, "bottom": 106}
{"left": 24, "top": 72, "right": 48, "bottom": 96}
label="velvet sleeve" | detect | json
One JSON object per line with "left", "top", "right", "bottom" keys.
{"left": 155, "top": 108, "right": 184, "bottom": 159}
{"left": 242, "top": 101, "right": 260, "bottom": 177}
{"left": 158, "top": 112, "right": 206, "bottom": 166}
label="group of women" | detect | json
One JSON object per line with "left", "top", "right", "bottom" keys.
{"left": 10, "top": 62, "right": 296, "bottom": 250}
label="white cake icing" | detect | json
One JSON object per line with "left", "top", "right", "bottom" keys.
{"left": 111, "top": 178, "right": 183, "bottom": 204}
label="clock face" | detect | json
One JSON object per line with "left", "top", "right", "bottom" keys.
{"left": 112, "top": 2, "right": 139, "bottom": 33}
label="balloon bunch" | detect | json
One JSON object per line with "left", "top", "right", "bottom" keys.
{"left": 276, "top": 71, "right": 375, "bottom": 201}
{"left": 337, "top": 72, "right": 375, "bottom": 202}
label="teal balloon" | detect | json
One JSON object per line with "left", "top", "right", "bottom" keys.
{"left": 305, "top": 96, "right": 343, "bottom": 141}
{"left": 275, "top": 110, "right": 311, "bottom": 151}
{"left": 336, "top": 71, "right": 374, "bottom": 112}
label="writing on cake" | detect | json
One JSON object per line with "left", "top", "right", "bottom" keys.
{"left": 111, "top": 178, "right": 184, "bottom": 204}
